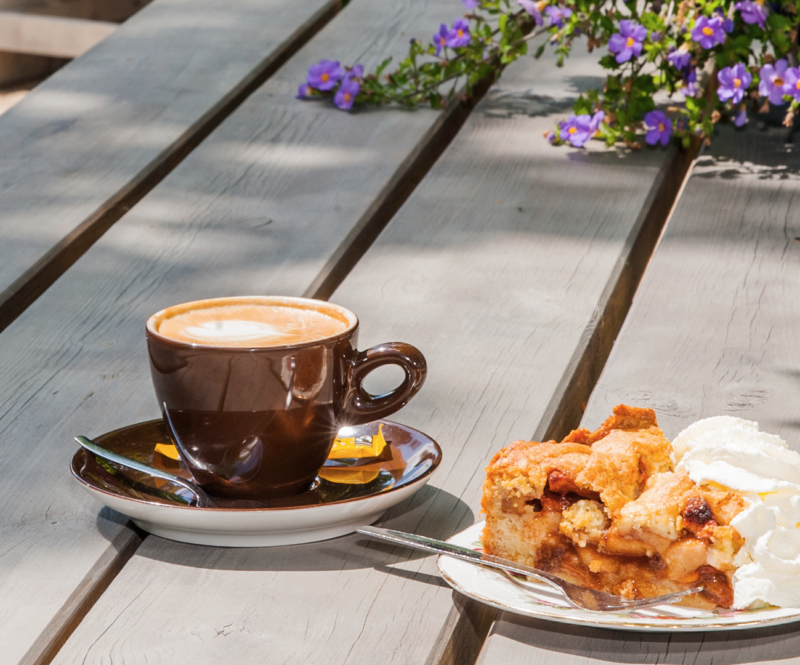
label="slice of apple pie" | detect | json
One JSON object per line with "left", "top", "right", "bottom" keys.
{"left": 481, "top": 405, "right": 747, "bottom": 608}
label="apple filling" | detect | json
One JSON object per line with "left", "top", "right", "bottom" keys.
{"left": 481, "top": 405, "right": 746, "bottom": 609}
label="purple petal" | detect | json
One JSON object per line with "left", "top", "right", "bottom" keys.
{"left": 615, "top": 49, "right": 633, "bottom": 64}
{"left": 619, "top": 20, "right": 635, "bottom": 37}
{"left": 608, "top": 33, "right": 626, "bottom": 53}
{"left": 769, "top": 87, "right": 786, "bottom": 105}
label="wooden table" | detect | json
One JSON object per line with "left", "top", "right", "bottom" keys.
{"left": 0, "top": 1, "right": 795, "bottom": 664}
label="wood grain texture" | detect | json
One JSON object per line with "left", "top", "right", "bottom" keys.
{"left": 48, "top": 43, "right": 677, "bottom": 665}
{"left": 476, "top": 127, "right": 800, "bottom": 665}
{"left": 478, "top": 614, "right": 800, "bottom": 665}
{"left": 0, "top": 1, "right": 470, "bottom": 663}
{"left": 0, "top": 0, "right": 340, "bottom": 332}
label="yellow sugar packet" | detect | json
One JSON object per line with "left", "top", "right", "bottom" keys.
{"left": 154, "top": 442, "right": 180, "bottom": 460}
{"left": 317, "top": 468, "right": 381, "bottom": 485}
{"left": 328, "top": 424, "right": 388, "bottom": 460}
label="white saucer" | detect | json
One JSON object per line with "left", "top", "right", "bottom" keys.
{"left": 438, "top": 522, "right": 800, "bottom": 632}
{"left": 71, "top": 419, "right": 441, "bottom": 547}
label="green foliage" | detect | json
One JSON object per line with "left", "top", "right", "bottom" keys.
{"left": 303, "top": 0, "right": 800, "bottom": 148}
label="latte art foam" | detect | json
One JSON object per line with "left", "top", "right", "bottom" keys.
{"left": 155, "top": 300, "right": 350, "bottom": 347}
{"left": 183, "top": 320, "right": 284, "bottom": 342}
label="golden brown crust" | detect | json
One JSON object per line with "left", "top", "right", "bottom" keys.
{"left": 481, "top": 404, "right": 747, "bottom": 609}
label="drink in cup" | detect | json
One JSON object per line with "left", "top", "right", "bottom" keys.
{"left": 146, "top": 296, "right": 426, "bottom": 501}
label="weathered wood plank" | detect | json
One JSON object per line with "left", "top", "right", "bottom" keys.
{"left": 477, "top": 614, "right": 800, "bottom": 665}
{"left": 475, "top": 127, "right": 800, "bottom": 664}
{"left": 47, "top": 40, "right": 685, "bottom": 665}
{"left": 0, "top": 12, "right": 116, "bottom": 58}
{"left": 0, "top": 2, "right": 473, "bottom": 663}
{"left": 0, "top": 0, "right": 340, "bottom": 333}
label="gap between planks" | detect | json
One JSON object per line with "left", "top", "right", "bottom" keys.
{"left": 305, "top": 73, "right": 496, "bottom": 301}
{"left": 436, "top": 142, "right": 700, "bottom": 665}
{"left": 0, "top": 0, "right": 343, "bottom": 339}
{"left": 427, "top": 139, "right": 699, "bottom": 665}
{"left": 536, "top": 142, "right": 699, "bottom": 445}
{"left": 18, "top": 525, "right": 145, "bottom": 665}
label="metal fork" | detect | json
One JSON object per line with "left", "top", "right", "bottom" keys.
{"left": 356, "top": 526, "right": 703, "bottom": 612}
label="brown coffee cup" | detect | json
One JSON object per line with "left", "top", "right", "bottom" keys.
{"left": 146, "top": 296, "right": 426, "bottom": 501}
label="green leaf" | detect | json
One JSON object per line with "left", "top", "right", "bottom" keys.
{"left": 574, "top": 95, "right": 593, "bottom": 115}
{"left": 767, "top": 13, "right": 792, "bottom": 31}
{"left": 375, "top": 57, "right": 393, "bottom": 77}
{"left": 599, "top": 54, "right": 620, "bottom": 70}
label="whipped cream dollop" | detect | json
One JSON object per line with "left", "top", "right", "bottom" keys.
{"left": 674, "top": 416, "right": 800, "bottom": 609}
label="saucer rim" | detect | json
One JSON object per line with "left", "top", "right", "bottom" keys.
{"left": 70, "top": 418, "right": 441, "bottom": 513}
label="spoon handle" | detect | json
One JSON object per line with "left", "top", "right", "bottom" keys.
{"left": 74, "top": 435, "right": 211, "bottom": 507}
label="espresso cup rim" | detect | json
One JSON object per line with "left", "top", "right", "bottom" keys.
{"left": 145, "top": 295, "right": 359, "bottom": 351}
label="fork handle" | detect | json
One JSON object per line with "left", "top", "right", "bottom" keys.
{"left": 356, "top": 525, "right": 567, "bottom": 591}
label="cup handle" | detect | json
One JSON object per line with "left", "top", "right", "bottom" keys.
{"left": 342, "top": 342, "right": 427, "bottom": 426}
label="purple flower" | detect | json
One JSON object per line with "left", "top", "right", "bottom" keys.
{"left": 684, "top": 67, "right": 698, "bottom": 97}
{"left": 433, "top": 23, "right": 449, "bottom": 56}
{"left": 608, "top": 20, "right": 648, "bottom": 64}
{"left": 333, "top": 78, "right": 360, "bottom": 111}
{"left": 734, "top": 104, "right": 748, "bottom": 127}
{"left": 717, "top": 64, "right": 752, "bottom": 104}
{"left": 691, "top": 16, "right": 726, "bottom": 49}
{"left": 307, "top": 59, "right": 343, "bottom": 91}
{"left": 517, "top": 0, "right": 544, "bottom": 26}
{"left": 544, "top": 5, "right": 572, "bottom": 28}
{"left": 759, "top": 60, "right": 789, "bottom": 105}
{"left": 446, "top": 18, "right": 471, "bottom": 48}
{"left": 345, "top": 64, "right": 364, "bottom": 80}
{"left": 461, "top": 0, "right": 480, "bottom": 8}
{"left": 559, "top": 111, "right": 603, "bottom": 147}
{"left": 715, "top": 9, "right": 735, "bottom": 34}
{"left": 784, "top": 67, "right": 800, "bottom": 102}
{"left": 734, "top": 1, "right": 768, "bottom": 29}
{"left": 546, "top": 131, "right": 557, "bottom": 143}
{"left": 644, "top": 110, "right": 672, "bottom": 146}
{"left": 296, "top": 83, "right": 313, "bottom": 99}
{"left": 667, "top": 45, "right": 691, "bottom": 72}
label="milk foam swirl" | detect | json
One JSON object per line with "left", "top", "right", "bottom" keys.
{"left": 154, "top": 300, "right": 350, "bottom": 347}
{"left": 674, "top": 416, "right": 800, "bottom": 609}
{"left": 183, "top": 320, "right": 284, "bottom": 342}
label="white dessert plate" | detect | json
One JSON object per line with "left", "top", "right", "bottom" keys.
{"left": 437, "top": 522, "right": 800, "bottom": 632}
{"left": 71, "top": 419, "right": 441, "bottom": 547}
